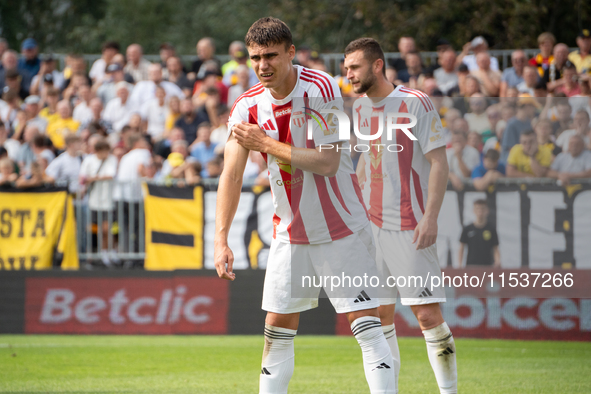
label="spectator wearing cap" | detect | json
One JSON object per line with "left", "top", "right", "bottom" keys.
{"left": 556, "top": 109, "right": 591, "bottom": 151}
{"left": 46, "top": 100, "right": 80, "bottom": 150}
{"left": 471, "top": 149, "right": 505, "bottom": 191}
{"left": 174, "top": 98, "right": 209, "bottom": 146}
{"left": 103, "top": 82, "right": 134, "bottom": 133}
{"left": 96, "top": 63, "right": 127, "bottom": 105}
{"left": 548, "top": 134, "right": 591, "bottom": 185}
{"left": 529, "top": 32, "right": 556, "bottom": 77}
{"left": 554, "top": 61, "right": 581, "bottom": 97}
{"left": 457, "top": 36, "right": 500, "bottom": 72}
{"left": 165, "top": 56, "right": 193, "bottom": 96}
{"left": 568, "top": 29, "right": 591, "bottom": 74}
{"left": 30, "top": 55, "right": 64, "bottom": 95}
{"left": 500, "top": 50, "right": 527, "bottom": 97}
{"left": 434, "top": 50, "right": 458, "bottom": 96}
{"left": 18, "top": 38, "right": 40, "bottom": 77}
{"left": 39, "top": 87, "right": 60, "bottom": 124}
{"left": 501, "top": 96, "right": 539, "bottom": 162}
{"left": 89, "top": 41, "right": 120, "bottom": 84}
{"left": 470, "top": 52, "right": 501, "bottom": 96}
{"left": 390, "top": 37, "right": 416, "bottom": 72}
{"left": 506, "top": 129, "right": 552, "bottom": 178}
{"left": 516, "top": 66, "right": 540, "bottom": 96}
{"left": 129, "top": 63, "right": 184, "bottom": 113}
{"left": 544, "top": 44, "right": 570, "bottom": 91}
{"left": 191, "top": 38, "right": 221, "bottom": 81}
{"left": 124, "top": 44, "right": 151, "bottom": 82}
{"left": 24, "top": 95, "right": 47, "bottom": 132}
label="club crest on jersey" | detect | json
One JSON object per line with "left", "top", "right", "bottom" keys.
{"left": 292, "top": 111, "right": 305, "bottom": 128}
{"left": 276, "top": 159, "right": 296, "bottom": 175}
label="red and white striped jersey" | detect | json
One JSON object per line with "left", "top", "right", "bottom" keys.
{"left": 356, "top": 85, "right": 446, "bottom": 231}
{"left": 228, "top": 65, "right": 369, "bottom": 244}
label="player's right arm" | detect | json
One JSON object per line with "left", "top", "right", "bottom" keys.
{"left": 214, "top": 134, "right": 249, "bottom": 281}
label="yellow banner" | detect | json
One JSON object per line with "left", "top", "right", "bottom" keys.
{"left": 143, "top": 184, "right": 204, "bottom": 270}
{"left": 0, "top": 189, "right": 79, "bottom": 269}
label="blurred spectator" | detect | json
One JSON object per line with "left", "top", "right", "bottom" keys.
{"left": 227, "top": 65, "right": 251, "bottom": 107}
{"left": 501, "top": 96, "right": 538, "bottom": 162}
{"left": 24, "top": 95, "right": 47, "bottom": 132}
{"left": 32, "top": 134, "right": 55, "bottom": 169}
{"left": 16, "top": 125, "right": 39, "bottom": 170}
{"left": 385, "top": 66, "right": 397, "bottom": 85}
{"left": 190, "top": 122, "right": 217, "bottom": 176}
{"left": 390, "top": 37, "right": 416, "bottom": 72}
{"left": 0, "top": 121, "right": 19, "bottom": 160}
{"left": 159, "top": 43, "right": 178, "bottom": 75}
{"left": 127, "top": 113, "right": 143, "bottom": 133}
{"left": 222, "top": 49, "right": 258, "bottom": 89}
{"left": 506, "top": 129, "right": 551, "bottom": 177}
{"left": 60, "top": 55, "right": 91, "bottom": 91}
{"left": 165, "top": 95, "right": 181, "bottom": 133}
{"left": 129, "top": 63, "right": 184, "bottom": 112}
{"left": 454, "top": 74, "right": 480, "bottom": 114}
{"left": 160, "top": 140, "right": 196, "bottom": 179}
{"left": 544, "top": 44, "right": 570, "bottom": 91}
{"left": 79, "top": 97, "right": 112, "bottom": 135}
{"left": 464, "top": 93, "right": 491, "bottom": 135}
{"left": 309, "top": 52, "right": 328, "bottom": 72}
{"left": 175, "top": 98, "right": 209, "bottom": 146}
{"left": 165, "top": 56, "right": 192, "bottom": 96}
{"left": 568, "top": 29, "right": 591, "bottom": 74}
{"left": 15, "top": 160, "right": 51, "bottom": 188}
{"left": 1, "top": 50, "right": 31, "bottom": 95}
{"left": 124, "top": 44, "right": 151, "bottom": 82}
{"left": 154, "top": 127, "right": 185, "bottom": 159}
{"left": 142, "top": 85, "right": 167, "bottom": 141}
{"left": 295, "top": 45, "right": 312, "bottom": 68}
{"left": 556, "top": 109, "right": 590, "bottom": 150}
{"left": 193, "top": 69, "right": 227, "bottom": 106}
{"left": 516, "top": 66, "right": 540, "bottom": 96}
{"left": 529, "top": 32, "right": 556, "bottom": 77}
{"left": 72, "top": 84, "right": 94, "bottom": 124}
{"left": 39, "top": 87, "right": 59, "bottom": 124}
{"left": 206, "top": 155, "right": 223, "bottom": 178}
{"left": 111, "top": 53, "right": 135, "bottom": 83}
{"left": 0, "top": 157, "right": 17, "bottom": 184}
{"left": 447, "top": 130, "right": 480, "bottom": 190}
{"left": 484, "top": 103, "right": 516, "bottom": 153}
{"left": 443, "top": 107, "right": 461, "bottom": 134}
{"left": 46, "top": 100, "right": 80, "bottom": 150}
{"left": 500, "top": 50, "right": 526, "bottom": 97}
{"left": 457, "top": 36, "right": 500, "bottom": 72}
{"left": 467, "top": 131, "right": 483, "bottom": 152}
{"left": 541, "top": 97, "right": 573, "bottom": 135}
{"left": 434, "top": 50, "right": 458, "bottom": 95}
{"left": 533, "top": 118, "right": 561, "bottom": 158}
{"left": 30, "top": 55, "right": 64, "bottom": 95}
{"left": 191, "top": 38, "right": 220, "bottom": 81}
{"left": 459, "top": 199, "right": 500, "bottom": 268}
{"left": 18, "top": 38, "right": 40, "bottom": 77}
{"left": 554, "top": 61, "right": 581, "bottom": 97}
{"left": 96, "top": 63, "right": 128, "bottom": 105}
{"left": 397, "top": 51, "right": 423, "bottom": 84}
{"left": 103, "top": 81, "right": 133, "bottom": 132}
{"left": 472, "top": 149, "right": 505, "bottom": 191}
{"left": 210, "top": 104, "right": 230, "bottom": 146}
{"left": 79, "top": 138, "right": 118, "bottom": 264}
{"left": 45, "top": 134, "right": 83, "bottom": 193}
{"left": 3, "top": 68, "right": 28, "bottom": 100}
{"left": 1, "top": 89, "right": 21, "bottom": 131}
{"left": 89, "top": 41, "right": 120, "bottom": 84}
{"left": 0, "top": 38, "right": 7, "bottom": 63}
{"left": 222, "top": 41, "right": 247, "bottom": 76}
{"left": 471, "top": 52, "right": 501, "bottom": 96}
{"left": 335, "top": 59, "right": 354, "bottom": 97}
{"left": 548, "top": 134, "right": 591, "bottom": 185}
{"left": 481, "top": 104, "right": 502, "bottom": 144}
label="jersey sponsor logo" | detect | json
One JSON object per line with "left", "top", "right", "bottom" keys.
{"left": 274, "top": 107, "right": 292, "bottom": 118}
{"left": 276, "top": 174, "right": 303, "bottom": 189}
{"left": 483, "top": 230, "right": 492, "bottom": 241}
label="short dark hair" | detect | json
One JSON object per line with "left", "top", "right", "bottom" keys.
{"left": 94, "top": 139, "right": 111, "bottom": 152}
{"left": 245, "top": 17, "right": 293, "bottom": 50}
{"left": 521, "top": 129, "right": 535, "bottom": 138}
{"left": 484, "top": 149, "right": 500, "bottom": 161}
{"left": 344, "top": 38, "right": 386, "bottom": 76}
{"left": 474, "top": 199, "right": 488, "bottom": 207}
{"left": 102, "top": 41, "right": 120, "bottom": 52}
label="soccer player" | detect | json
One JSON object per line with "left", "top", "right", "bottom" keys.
{"left": 344, "top": 38, "right": 457, "bottom": 393}
{"left": 214, "top": 18, "right": 396, "bottom": 394}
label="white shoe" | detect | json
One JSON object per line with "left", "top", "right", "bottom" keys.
{"left": 109, "top": 250, "right": 121, "bottom": 263}
{"left": 101, "top": 250, "right": 111, "bottom": 266}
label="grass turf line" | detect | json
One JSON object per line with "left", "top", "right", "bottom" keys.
{"left": 0, "top": 335, "right": 590, "bottom": 393}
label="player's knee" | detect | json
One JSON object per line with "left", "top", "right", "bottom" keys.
{"left": 413, "top": 305, "right": 443, "bottom": 329}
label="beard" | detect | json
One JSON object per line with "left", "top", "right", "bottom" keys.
{"left": 353, "top": 70, "right": 377, "bottom": 94}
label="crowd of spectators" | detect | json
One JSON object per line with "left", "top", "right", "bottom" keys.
{"left": 1, "top": 29, "right": 591, "bottom": 198}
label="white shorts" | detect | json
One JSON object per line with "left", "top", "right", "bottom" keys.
{"left": 262, "top": 223, "right": 381, "bottom": 314}
{"left": 372, "top": 224, "right": 446, "bottom": 306}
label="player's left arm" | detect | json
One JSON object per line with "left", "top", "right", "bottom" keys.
{"left": 232, "top": 122, "right": 341, "bottom": 177}
{"left": 413, "top": 146, "right": 449, "bottom": 250}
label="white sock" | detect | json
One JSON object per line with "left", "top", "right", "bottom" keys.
{"left": 351, "top": 316, "right": 397, "bottom": 394}
{"left": 259, "top": 324, "right": 296, "bottom": 394}
{"left": 382, "top": 324, "right": 400, "bottom": 385}
{"left": 422, "top": 322, "right": 457, "bottom": 394}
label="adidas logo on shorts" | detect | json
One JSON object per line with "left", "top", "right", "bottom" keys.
{"left": 353, "top": 290, "right": 371, "bottom": 303}
{"left": 418, "top": 287, "right": 433, "bottom": 298}
{"left": 261, "top": 367, "right": 271, "bottom": 375}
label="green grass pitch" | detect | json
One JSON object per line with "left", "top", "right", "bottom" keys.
{"left": 1, "top": 335, "right": 590, "bottom": 393}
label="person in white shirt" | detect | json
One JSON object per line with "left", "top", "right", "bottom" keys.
{"left": 0, "top": 120, "right": 21, "bottom": 160}
{"left": 457, "top": 36, "right": 500, "bottom": 72}
{"left": 447, "top": 131, "right": 481, "bottom": 190}
{"left": 548, "top": 134, "right": 591, "bottom": 186}
{"left": 79, "top": 138, "right": 119, "bottom": 264}
{"left": 141, "top": 85, "right": 167, "bottom": 141}
{"left": 556, "top": 109, "right": 591, "bottom": 151}
{"left": 129, "top": 63, "right": 184, "bottom": 113}
{"left": 464, "top": 93, "right": 491, "bottom": 135}
{"left": 45, "top": 134, "right": 83, "bottom": 193}
{"left": 96, "top": 63, "right": 127, "bottom": 105}
{"left": 72, "top": 85, "right": 94, "bottom": 124}
{"left": 89, "top": 41, "right": 120, "bottom": 84}
{"left": 24, "top": 95, "right": 48, "bottom": 132}
{"left": 124, "top": 44, "right": 151, "bottom": 82}
{"left": 433, "top": 50, "right": 459, "bottom": 95}
{"left": 103, "top": 82, "right": 135, "bottom": 133}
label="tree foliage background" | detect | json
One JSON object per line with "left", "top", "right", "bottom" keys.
{"left": 1, "top": 0, "right": 590, "bottom": 54}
